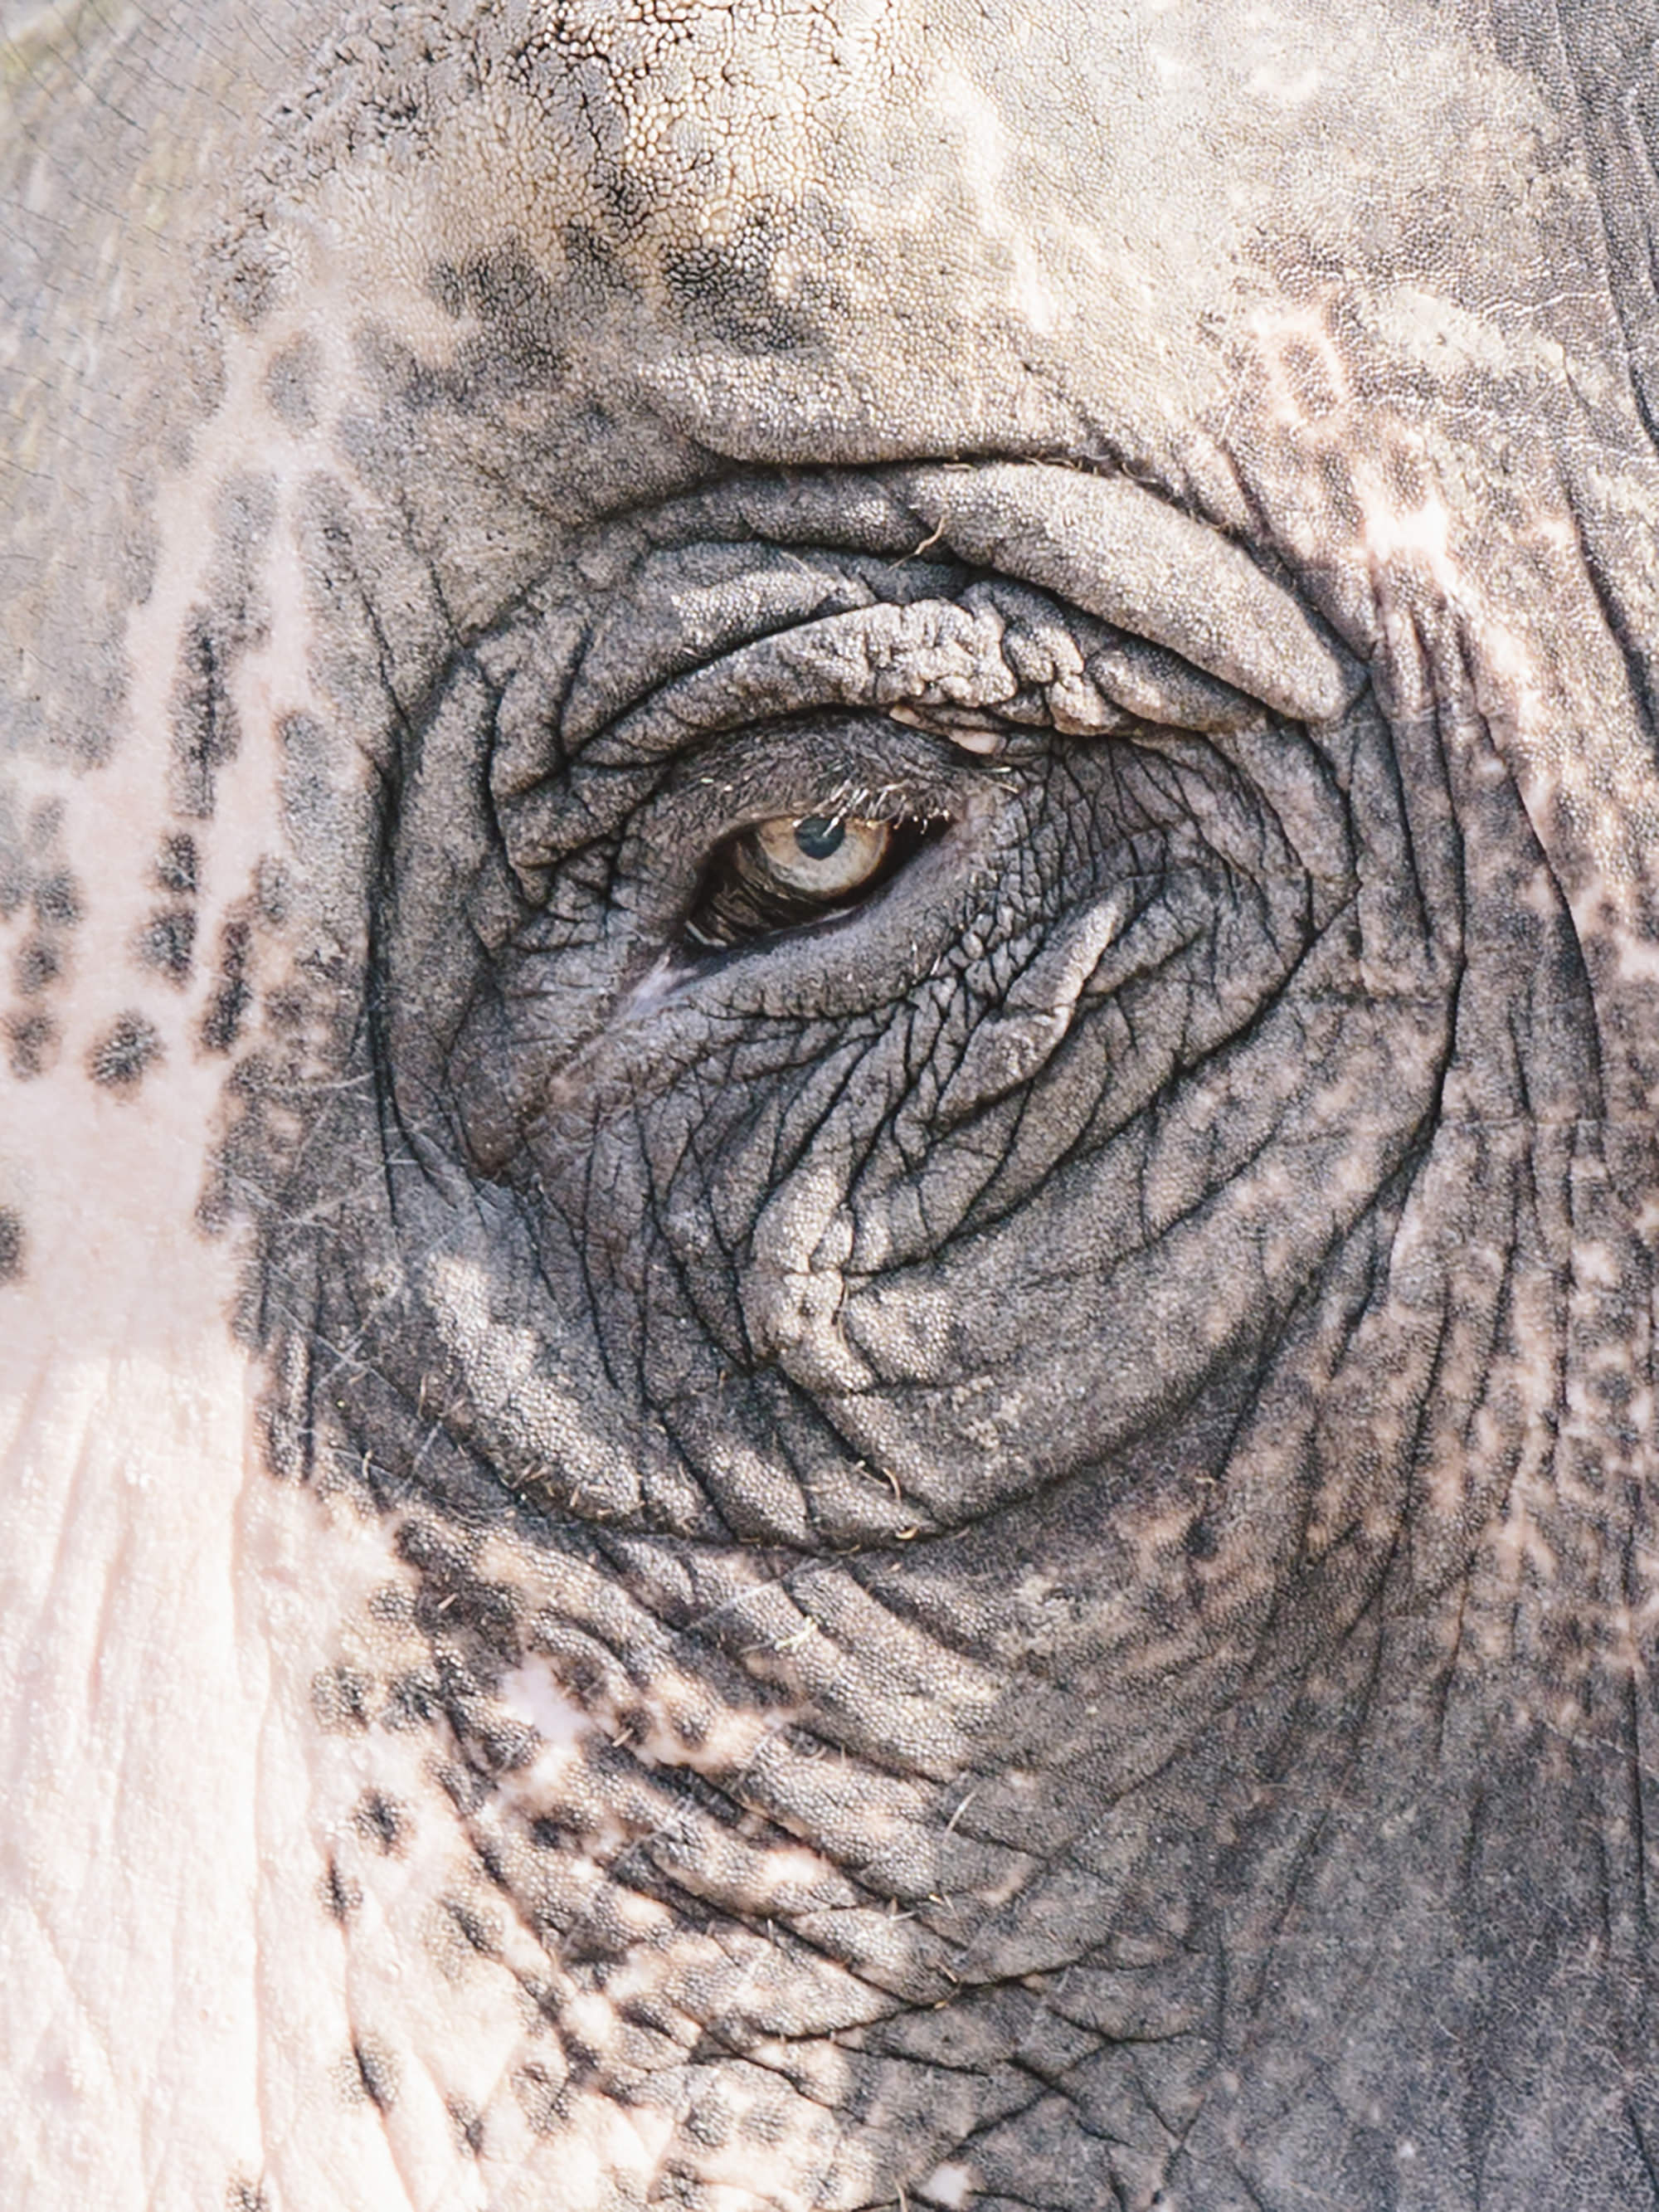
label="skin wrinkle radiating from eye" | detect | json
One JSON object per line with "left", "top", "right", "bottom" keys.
{"left": 7, "top": 2, "right": 1659, "bottom": 2210}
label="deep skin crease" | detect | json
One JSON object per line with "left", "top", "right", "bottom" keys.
{"left": 6, "top": 2, "right": 1659, "bottom": 2208}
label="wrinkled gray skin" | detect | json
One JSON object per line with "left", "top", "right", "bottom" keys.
{"left": 5, "top": 2, "right": 1659, "bottom": 2207}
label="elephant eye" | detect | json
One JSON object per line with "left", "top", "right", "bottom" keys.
{"left": 684, "top": 811, "right": 928, "bottom": 950}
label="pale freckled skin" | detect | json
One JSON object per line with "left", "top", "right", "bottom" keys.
{"left": 6, "top": 2, "right": 1659, "bottom": 2210}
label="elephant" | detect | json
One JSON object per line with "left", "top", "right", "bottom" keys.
{"left": 3, "top": 0, "right": 1659, "bottom": 2205}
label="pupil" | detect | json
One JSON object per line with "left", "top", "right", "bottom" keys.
{"left": 794, "top": 816, "right": 845, "bottom": 861}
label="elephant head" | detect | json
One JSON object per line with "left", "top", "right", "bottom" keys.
{"left": 3, "top": 2, "right": 1658, "bottom": 2207}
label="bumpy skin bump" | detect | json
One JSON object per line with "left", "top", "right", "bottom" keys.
{"left": 6, "top": 2, "right": 1659, "bottom": 2209}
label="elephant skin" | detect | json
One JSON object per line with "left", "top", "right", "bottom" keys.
{"left": 2, "top": 2, "right": 1658, "bottom": 2208}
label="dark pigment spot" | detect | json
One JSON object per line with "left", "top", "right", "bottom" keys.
{"left": 264, "top": 334, "right": 321, "bottom": 431}
{"left": 310, "top": 1664, "right": 371, "bottom": 1732}
{"left": 87, "top": 1011, "right": 163, "bottom": 1094}
{"left": 0, "top": 822, "right": 24, "bottom": 918}
{"left": 13, "top": 935, "right": 63, "bottom": 996}
{"left": 348, "top": 2039, "right": 398, "bottom": 2113}
{"left": 154, "top": 832, "right": 199, "bottom": 895}
{"left": 0, "top": 1208, "right": 22, "bottom": 1284}
{"left": 319, "top": 1859, "right": 362, "bottom": 1925}
{"left": 136, "top": 907, "right": 197, "bottom": 984}
{"left": 168, "top": 488, "right": 272, "bottom": 817}
{"left": 170, "top": 612, "right": 241, "bottom": 820}
{"left": 353, "top": 1789, "right": 411, "bottom": 1856}
{"left": 32, "top": 870, "right": 81, "bottom": 929}
{"left": 448, "top": 2098, "right": 485, "bottom": 2156}
{"left": 201, "top": 918, "right": 253, "bottom": 1052}
{"left": 5, "top": 1011, "right": 57, "bottom": 1080}
{"left": 513, "top": 2060, "right": 566, "bottom": 2138}
{"left": 440, "top": 1895, "right": 499, "bottom": 1956}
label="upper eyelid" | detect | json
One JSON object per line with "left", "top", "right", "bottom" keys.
{"left": 576, "top": 593, "right": 1087, "bottom": 765}
{"left": 503, "top": 587, "right": 1258, "bottom": 806}
{"left": 555, "top": 544, "right": 914, "bottom": 753}
{"left": 489, "top": 462, "right": 1363, "bottom": 808}
{"left": 892, "top": 461, "right": 1363, "bottom": 727}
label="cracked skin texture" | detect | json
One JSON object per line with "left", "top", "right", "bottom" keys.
{"left": 4, "top": 1, "right": 1659, "bottom": 2207}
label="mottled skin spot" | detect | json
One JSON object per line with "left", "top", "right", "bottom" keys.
{"left": 12, "top": 934, "right": 63, "bottom": 996}
{"left": 199, "top": 915, "right": 253, "bottom": 1052}
{"left": 344, "top": 2036, "right": 400, "bottom": 2113}
{"left": 86, "top": 1011, "right": 163, "bottom": 1094}
{"left": 262, "top": 335, "right": 322, "bottom": 433}
{"left": 5, "top": 1008, "right": 57, "bottom": 1080}
{"left": 319, "top": 1856, "right": 364, "bottom": 1924}
{"left": 6, "top": 4, "right": 1659, "bottom": 2211}
{"left": 0, "top": 1207, "right": 22, "bottom": 1285}
{"left": 32, "top": 871, "right": 81, "bottom": 930}
{"left": 353, "top": 1788, "right": 412, "bottom": 1854}
{"left": 154, "top": 832, "right": 200, "bottom": 896}
{"left": 135, "top": 904, "right": 197, "bottom": 984}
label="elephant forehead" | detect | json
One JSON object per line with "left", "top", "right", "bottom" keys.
{"left": 261, "top": 0, "right": 1582, "bottom": 442}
